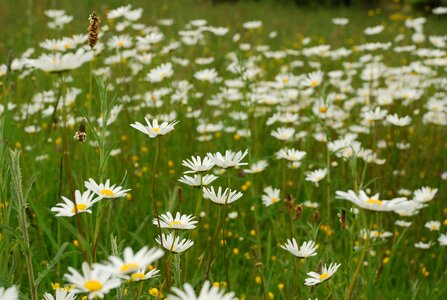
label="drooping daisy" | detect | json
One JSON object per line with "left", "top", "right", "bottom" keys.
{"left": 207, "top": 149, "right": 248, "bottom": 169}
{"left": 51, "top": 190, "right": 100, "bottom": 217}
{"left": 156, "top": 233, "right": 194, "bottom": 253}
{"left": 336, "top": 190, "right": 414, "bottom": 213}
{"left": 182, "top": 155, "right": 215, "bottom": 174}
{"left": 97, "top": 246, "right": 164, "bottom": 276}
{"left": 178, "top": 174, "right": 218, "bottom": 187}
{"left": 424, "top": 221, "right": 441, "bottom": 231}
{"left": 131, "top": 118, "right": 179, "bottom": 138}
{"left": 153, "top": 212, "right": 197, "bottom": 229}
{"left": 84, "top": 178, "right": 130, "bottom": 199}
{"left": 305, "top": 168, "right": 327, "bottom": 186}
{"left": 304, "top": 263, "right": 341, "bottom": 286}
{"left": 244, "top": 160, "right": 268, "bottom": 174}
{"left": 280, "top": 239, "right": 317, "bottom": 258}
{"left": 64, "top": 262, "right": 121, "bottom": 299}
{"left": 129, "top": 268, "right": 160, "bottom": 282}
{"left": 43, "top": 289, "right": 76, "bottom": 300}
{"left": 0, "top": 286, "right": 18, "bottom": 300}
{"left": 261, "top": 186, "right": 281, "bottom": 207}
{"left": 202, "top": 186, "right": 243, "bottom": 205}
{"left": 168, "top": 281, "right": 236, "bottom": 300}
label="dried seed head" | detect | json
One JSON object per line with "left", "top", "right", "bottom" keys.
{"left": 73, "top": 119, "right": 87, "bottom": 142}
{"left": 339, "top": 210, "right": 348, "bottom": 230}
{"left": 313, "top": 209, "right": 320, "bottom": 223}
{"left": 88, "top": 12, "right": 100, "bottom": 49}
{"left": 285, "top": 194, "right": 294, "bottom": 211}
{"left": 294, "top": 204, "right": 304, "bottom": 220}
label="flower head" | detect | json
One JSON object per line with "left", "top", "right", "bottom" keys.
{"left": 156, "top": 233, "right": 194, "bottom": 253}
{"left": 131, "top": 118, "right": 178, "bottom": 138}
{"left": 280, "top": 239, "right": 317, "bottom": 258}
{"left": 304, "top": 263, "right": 341, "bottom": 286}
{"left": 84, "top": 178, "right": 130, "bottom": 199}
{"left": 153, "top": 212, "right": 197, "bottom": 229}
{"left": 51, "top": 190, "right": 100, "bottom": 217}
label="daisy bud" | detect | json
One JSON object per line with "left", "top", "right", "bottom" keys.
{"left": 88, "top": 12, "right": 100, "bottom": 49}
{"left": 294, "top": 204, "right": 304, "bottom": 220}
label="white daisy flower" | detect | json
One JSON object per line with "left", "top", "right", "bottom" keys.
{"left": 202, "top": 186, "right": 243, "bottom": 205}
{"left": 146, "top": 63, "right": 173, "bottom": 82}
{"left": 153, "top": 212, "right": 197, "bottom": 229}
{"left": 182, "top": 155, "right": 215, "bottom": 174}
{"left": 131, "top": 118, "right": 178, "bottom": 138}
{"left": 51, "top": 190, "right": 100, "bottom": 217}
{"left": 336, "top": 190, "right": 415, "bottom": 213}
{"left": 168, "top": 281, "right": 236, "bottom": 300}
{"left": 271, "top": 127, "right": 295, "bottom": 141}
{"left": 415, "top": 241, "right": 433, "bottom": 249}
{"left": 438, "top": 233, "right": 447, "bottom": 246}
{"left": 84, "top": 178, "right": 130, "bottom": 199}
{"left": 244, "top": 160, "right": 268, "bottom": 174}
{"left": 261, "top": 186, "right": 281, "bottom": 207}
{"left": 0, "top": 286, "right": 18, "bottom": 300}
{"left": 63, "top": 262, "right": 121, "bottom": 299}
{"left": 302, "top": 71, "right": 323, "bottom": 88}
{"left": 413, "top": 187, "right": 438, "bottom": 203}
{"left": 305, "top": 168, "right": 327, "bottom": 186}
{"left": 280, "top": 238, "right": 317, "bottom": 258}
{"left": 43, "top": 289, "right": 76, "bottom": 300}
{"left": 129, "top": 268, "right": 160, "bottom": 282}
{"left": 304, "top": 263, "right": 341, "bottom": 286}
{"left": 207, "top": 149, "right": 248, "bottom": 169}
{"left": 275, "top": 148, "right": 306, "bottom": 162}
{"left": 178, "top": 174, "right": 218, "bottom": 187}
{"left": 424, "top": 221, "right": 441, "bottom": 231}
{"left": 156, "top": 233, "right": 194, "bottom": 253}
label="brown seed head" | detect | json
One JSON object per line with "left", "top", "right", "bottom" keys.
{"left": 88, "top": 12, "right": 100, "bottom": 49}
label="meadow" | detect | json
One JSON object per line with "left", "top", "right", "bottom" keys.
{"left": 0, "top": 0, "right": 447, "bottom": 299}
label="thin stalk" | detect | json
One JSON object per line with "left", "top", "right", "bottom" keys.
{"left": 206, "top": 204, "right": 221, "bottom": 280}
{"left": 222, "top": 170, "right": 231, "bottom": 289}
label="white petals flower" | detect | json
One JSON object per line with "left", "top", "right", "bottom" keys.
{"left": 244, "top": 160, "right": 268, "bottom": 174}
{"left": 182, "top": 155, "right": 215, "bottom": 174}
{"left": 261, "top": 186, "right": 281, "bottom": 207}
{"left": 129, "top": 268, "right": 160, "bottom": 282}
{"left": 153, "top": 212, "right": 197, "bottom": 229}
{"left": 305, "top": 263, "right": 341, "bottom": 286}
{"left": 26, "top": 49, "right": 93, "bottom": 73}
{"left": 271, "top": 127, "right": 295, "bottom": 141}
{"left": 276, "top": 148, "right": 306, "bottom": 162}
{"left": 98, "top": 246, "right": 164, "bottom": 276}
{"left": 146, "top": 63, "right": 173, "bottom": 82}
{"left": 305, "top": 168, "right": 327, "bottom": 186}
{"left": 131, "top": 118, "right": 178, "bottom": 138}
{"left": 386, "top": 114, "right": 412, "bottom": 127}
{"left": 364, "top": 25, "right": 384, "bottom": 35}
{"left": 425, "top": 221, "right": 441, "bottom": 231}
{"left": 332, "top": 18, "right": 349, "bottom": 26}
{"left": 64, "top": 262, "right": 121, "bottom": 299}
{"left": 413, "top": 187, "right": 437, "bottom": 203}
{"left": 0, "top": 286, "right": 18, "bottom": 300}
{"left": 84, "top": 178, "right": 130, "bottom": 199}
{"left": 43, "top": 289, "right": 76, "bottom": 300}
{"left": 280, "top": 239, "right": 317, "bottom": 258}
{"left": 438, "top": 233, "right": 447, "bottom": 246}
{"left": 51, "top": 190, "right": 100, "bottom": 217}
{"left": 168, "top": 281, "right": 236, "bottom": 300}
{"left": 302, "top": 71, "right": 323, "bottom": 88}
{"left": 336, "top": 190, "right": 414, "bottom": 213}
{"left": 207, "top": 149, "right": 248, "bottom": 169}
{"left": 194, "top": 68, "right": 220, "bottom": 83}
{"left": 156, "top": 233, "right": 194, "bottom": 253}
{"left": 415, "top": 241, "right": 433, "bottom": 249}
{"left": 178, "top": 174, "right": 218, "bottom": 187}
{"left": 203, "top": 186, "right": 243, "bottom": 205}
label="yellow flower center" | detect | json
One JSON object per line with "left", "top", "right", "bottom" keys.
{"left": 101, "top": 189, "right": 115, "bottom": 196}
{"left": 153, "top": 127, "right": 160, "bottom": 134}
{"left": 271, "top": 197, "right": 278, "bottom": 203}
{"left": 117, "top": 41, "right": 125, "bottom": 47}
{"left": 131, "top": 273, "right": 145, "bottom": 281}
{"left": 169, "top": 221, "right": 183, "bottom": 228}
{"left": 84, "top": 280, "right": 103, "bottom": 292}
{"left": 120, "top": 263, "right": 139, "bottom": 273}
{"left": 71, "top": 203, "right": 87, "bottom": 213}
{"left": 366, "top": 198, "right": 383, "bottom": 205}
{"left": 319, "top": 273, "right": 329, "bottom": 281}
{"left": 431, "top": 225, "right": 438, "bottom": 230}
{"left": 310, "top": 80, "right": 319, "bottom": 88}
{"left": 64, "top": 43, "right": 72, "bottom": 49}
{"left": 319, "top": 106, "right": 327, "bottom": 113}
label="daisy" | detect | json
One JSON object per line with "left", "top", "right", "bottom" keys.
{"left": 84, "top": 178, "right": 130, "bottom": 199}
{"left": 261, "top": 186, "right": 281, "bottom": 207}
{"left": 64, "top": 262, "right": 121, "bottom": 299}
{"left": 280, "top": 239, "right": 317, "bottom": 258}
{"left": 168, "top": 281, "right": 236, "bottom": 300}
{"left": 207, "top": 149, "right": 248, "bottom": 169}
{"left": 304, "top": 263, "right": 341, "bottom": 286}
{"left": 242, "top": 20, "right": 262, "bottom": 29}
{"left": 146, "top": 63, "right": 174, "bottom": 82}
{"left": 302, "top": 71, "right": 323, "bottom": 88}
{"left": 153, "top": 212, "right": 198, "bottom": 229}
{"left": 275, "top": 148, "right": 306, "bottom": 162}
{"left": 202, "top": 186, "right": 243, "bottom": 205}
{"left": 305, "top": 168, "right": 327, "bottom": 186}
{"left": 131, "top": 118, "right": 179, "bottom": 138}
{"left": 129, "top": 268, "right": 160, "bottom": 282}
{"left": 244, "top": 160, "right": 268, "bottom": 174}
{"left": 415, "top": 241, "right": 433, "bottom": 249}
{"left": 395, "top": 220, "right": 412, "bottom": 227}
{"left": 156, "top": 233, "right": 194, "bottom": 253}
{"left": 108, "top": 35, "right": 132, "bottom": 49}
{"left": 413, "top": 187, "right": 438, "bottom": 203}
{"left": 336, "top": 190, "right": 414, "bottom": 213}
{"left": 194, "top": 68, "right": 220, "bottom": 83}
{"left": 0, "top": 286, "right": 18, "bottom": 300}
{"left": 332, "top": 18, "right": 349, "bottom": 26}
{"left": 26, "top": 49, "right": 94, "bottom": 73}
{"left": 425, "top": 221, "right": 441, "bottom": 231}
{"left": 178, "top": 174, "right": 218, "bottom": 187}
{"left": 43, "top": 289, "right": 76, "bottom": 300}
{"left": 98, "top": 246, "right": 164, "bottom": 276}
{"left": 364, "top": 25, "right": 384, "bottom": 35}
{"left": 271, "top": 127, "right": 295, "bottom": 141}
{"left": 438, "top": 233, "right": 447, "bottom": 246}
{"left": 51, "top": 190, "right": 100, "bottom": 217}
{"left": 182, "top": 155, "right": 215, "bottom": 174}
{"left": 386, "top": 114, "right": 412, "bottom": 127}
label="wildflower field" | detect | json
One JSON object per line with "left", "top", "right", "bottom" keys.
{"left": 1, "top": 0, "right": 447, "bottom": 299}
